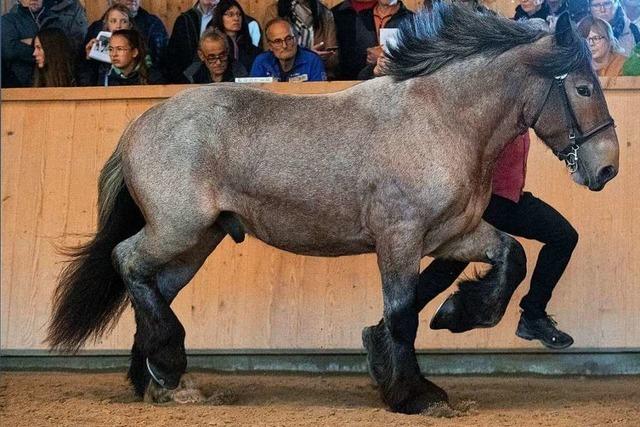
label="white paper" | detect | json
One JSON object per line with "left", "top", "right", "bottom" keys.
{"left": 88, "top": 31, "right": 112, "bottom": 64}
{"left": 380, "top": 28, "right": 400, "bottom": 51}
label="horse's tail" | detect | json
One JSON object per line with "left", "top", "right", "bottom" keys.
{"left": 47, "top": 139, "right": 145, "bottom": 352}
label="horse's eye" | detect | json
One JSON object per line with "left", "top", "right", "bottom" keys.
{"left": 576, "top": 86, "right": 591, "bottom": 97}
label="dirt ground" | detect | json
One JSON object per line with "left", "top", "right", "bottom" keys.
{"left": 1, "top": 371, "right": 639, "bottom": 426}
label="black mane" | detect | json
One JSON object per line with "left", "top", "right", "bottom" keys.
{"left": 385, "top": 3, "right": 591, "bottom": 80}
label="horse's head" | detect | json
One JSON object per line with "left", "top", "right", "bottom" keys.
{"left": 529, "top": 13, "right": 619, "bottom": 191}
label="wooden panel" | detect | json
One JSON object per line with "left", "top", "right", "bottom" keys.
{"left": 1, "top": 80, "right": 639, "bottom": 352}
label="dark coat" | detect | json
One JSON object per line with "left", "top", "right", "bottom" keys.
{"left": 163, "top": 7, "right": 202, "bottom": 83}
{"left": 332, "top": 1, "right": 412, "bottom": 80}
{"left": 182, "top": 60, "right": 248, "bottom": 84}
{"left": 1, "top": 0, "right": 87, "bottom": 87}
{"left": 97, "top": 64, "right": 164, "bottom": 86}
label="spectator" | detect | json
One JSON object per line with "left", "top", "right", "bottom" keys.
{"left": 1, "top": 0, "right": 87, "bottom": 88}
{"left": 622, "top": 0, "right": 640, "bottom": 25}
{"left": 209, "top": 0, "right": 262, "bottom": 72}
{"left": 84, "top": 0, "right": 168, "bottom": 67}
{"left": 182, "top": 28, "right": 247, "bottom": 83}
{"left": 163, "top": 0, "right": 219, "bottom": 83}
{"left": 359, "top": 0, "right": 413, "bottom": 79}
{"left": 546, "top": 0, "right": 568, "bottom": 28}
{"left": 77, "top": 3, "right": 134, "bottom": 86}
{"left": 251, "top": 18, "right": 326, "bottom": 81}
{"left": 32, "top": 27, "right": 75, "bottom": 87}
{"left": 579, "top": 16, "right": 628, "bottom": 75}
{"left": 263, "top": 0, "right": 339, "bottom": 79}
{"left": 332, "top": 0, "right": 377, "bottom": 80}
{"left": 589, "top": 0, "right": 640, "bottom": 55}
{"left": 514, "top": 0, "right": 551, "bottom": 20}
{"left": 100, "top": 28, "right": 160, "bottom": 85}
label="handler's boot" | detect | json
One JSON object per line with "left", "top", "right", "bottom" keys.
{"left": 516, "top": 314, "right": 574, "bottom": 350}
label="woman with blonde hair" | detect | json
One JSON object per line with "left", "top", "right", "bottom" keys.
{"left": 579, "top": 15, "right": 628, "bottom": 76}
{"left": 77, "top": 3, "right": 135, "bottom": 86}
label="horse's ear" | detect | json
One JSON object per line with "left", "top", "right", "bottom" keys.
{"left": 555, "top": 12, "right": 575, "bottom": 47}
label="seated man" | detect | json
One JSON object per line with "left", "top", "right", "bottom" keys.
{"left": 250, "top": 18, "right": 326, "bottom": 82}
{"left": 163, "top": 0, "right": 219, "bottom": 83}
{"left": 182, "top": 28, "right": 248, "bottom": 83}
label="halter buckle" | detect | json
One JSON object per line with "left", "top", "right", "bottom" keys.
{"left": 564, "top": 145, "right": 579, "bottom": 174}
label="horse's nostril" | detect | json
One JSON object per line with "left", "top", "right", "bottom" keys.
{"left": 598, "top": 165, "right": 616, "bottom": 184}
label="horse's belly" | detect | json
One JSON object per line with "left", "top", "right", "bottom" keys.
{"left": 235, "top": 212, "right": 375, "bottom": 257}
{"left": 255, "top": 236, "right": 375, "bottom": 257}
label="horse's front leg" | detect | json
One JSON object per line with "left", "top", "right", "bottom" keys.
{"left": 373, "top": 228, "right": 448, "bottom": 413}
{"left": 429, "top": 220, "right": 527, "bottom": 332}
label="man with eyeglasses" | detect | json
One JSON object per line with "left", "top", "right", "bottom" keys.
{"left": 250, "top": 18, "right": 326, "bottom": 82}
{"left": 590, "top": 0, "right": 640, "bottom": 55}
{"left": 182, "top": 27, "right": 247, "bottom": 83}
{"left": 163, "top": 0, "right": 220, "bottom": 83}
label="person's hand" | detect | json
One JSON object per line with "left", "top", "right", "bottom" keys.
{"left": 85, "top": 38, "right": 97, "bottom": 59}
{"left": 373, "top": 55, "right": 389, "bottom": 77}
{"left": 366, "top": 46, "right": 383, "bottom": 65}
{"left": 311, "top": 42, "right": 335, "bottom": 60}
{"left": 21, "top": 38, "right": 33, "bottom": 45}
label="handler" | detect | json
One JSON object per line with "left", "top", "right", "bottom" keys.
{"left": 423, "top": 131, "right": 577, "bottom": 349}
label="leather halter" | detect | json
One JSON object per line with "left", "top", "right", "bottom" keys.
{"left": 531, "top": 75, "right": 615, "bottom": 173}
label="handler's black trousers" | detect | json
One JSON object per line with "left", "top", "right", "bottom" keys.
{"left": 417, "top": 192, "right": 579, "bottom": 320}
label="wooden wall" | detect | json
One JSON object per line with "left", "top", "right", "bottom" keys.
{"left": 1, "top": 79, "right": 639, "bottom": 353}
{"left": 2, "top": 0, "right": 516, "bottom": 35}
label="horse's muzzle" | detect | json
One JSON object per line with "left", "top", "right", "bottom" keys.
{"left": 589, "top": 165, "right": 618, "bottom": 191}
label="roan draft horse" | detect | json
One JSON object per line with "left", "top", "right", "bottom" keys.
{"left": 48, "top": 5, "right": 619, "bottom": 414}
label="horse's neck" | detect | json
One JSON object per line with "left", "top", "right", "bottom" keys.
{"left": 432, "top": 55, "right": 546, "bottom": 160}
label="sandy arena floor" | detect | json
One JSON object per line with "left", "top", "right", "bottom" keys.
{"left": 1, "top": 371, "right": 639, "bottom": 426}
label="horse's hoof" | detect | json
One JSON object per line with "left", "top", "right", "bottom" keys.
{"left": 430, "top": 293, "right": 472, "bottom": 333}
{"left": 144, "top": 374, "right": 205, "bottom": 404}
{"left": 421, "top": 376, "right": 449, "bottom": 403}
{"left": 390, "top": 380, "right": 449, "bottom": 414}
{"left": 146, "top": 358, "right": 181, "bottom": 390}
{"left": 362, "top": 322, "right": 386, "bottom": 386}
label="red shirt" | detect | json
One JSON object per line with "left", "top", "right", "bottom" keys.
{"left": 491, "top": 132, "right": 530, "bottom": 203}
{"left": 350, "top": 0, "right": 377, "bottom": 13}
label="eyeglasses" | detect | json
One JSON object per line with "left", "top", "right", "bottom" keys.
{"left": 586, "top": 35, "right": 607, "bottom": 44}
{"left": 203, "top": 53, "right": 228, "bottom": 64}
{"left": 108, "top": 46, "right": 130, "bottom": 53}
{"left": 223, "top": 11, "right": 242, "bottom": 18}
{"left": 268, "top": 35, "right": 295, "bottom": 47}
{"left": 590, "top": 1, "right": 614, "bottom": 9}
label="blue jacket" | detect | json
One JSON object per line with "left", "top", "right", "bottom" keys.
{"left": 250, "top": 47, "right": 326, "bottom": 82}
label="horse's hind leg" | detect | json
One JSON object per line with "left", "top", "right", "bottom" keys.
{"left": 114, "top": 214, "right": 219, "bottom": 393}
{"left": 127, "top": 225, "right": 226, "bottom": 396}
{"left": 373, "top": 228, "right": 448, "bottom": 414}
{"left": 430, "top": 220, "right": 527, "bottom": 332}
